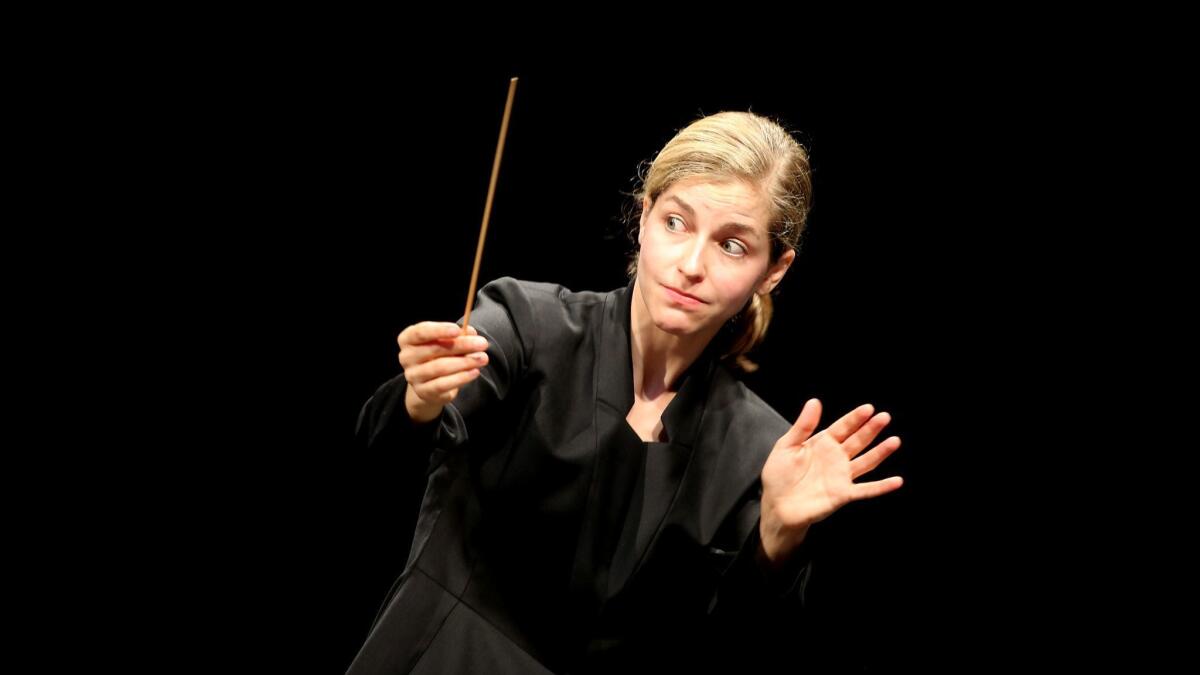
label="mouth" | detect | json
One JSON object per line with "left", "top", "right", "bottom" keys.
{"left": 662, "top": 284, "right": 706, "bottom": 305}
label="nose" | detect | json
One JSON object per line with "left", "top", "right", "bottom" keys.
{"left": 677, "top": 237, "right": 705, "bottom": 280}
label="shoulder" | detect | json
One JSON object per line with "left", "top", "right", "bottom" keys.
{"left": 471, "top": 277, "right": 614, "bottom": 359}
{"left": 708, "top": 366, "right": 793, "bottom": 461}
{"left": 478, "top": 276, "right": 609, "bottom": 311}
{"left": 476, "top": 276, "right": 613, "bottom": 331}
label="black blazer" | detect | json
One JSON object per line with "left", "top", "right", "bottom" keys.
{"left": 347, "top": 277, "right": 814, "bottom": 674}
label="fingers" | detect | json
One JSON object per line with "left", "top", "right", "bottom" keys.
{"left": 400, "top": 334, "right": 491, "bottom": 370}
{"left": 850, "top": 475, "right": 904, "bottom": 501}
{"left": 398, "top": 321, "right": 489, "bottom": 369}
{"left": 411, "top": 367, "right": 482, "bottom": 404}
{"left": 396, "top": 321, "right": 490, "bottom": 407}
{"left": 826, "top": 403, "right": 875, "bottom": 444}
{"left": 399, "top": 321, "right": 470, "bottom": 347}
{"left": 405, "top": 348, "right": 489, "bottom": 382}
{"left": 842, "top": 411, "right": 893, "bottom": 458}
{"left": 850, "top": 436, "right": 902, "bottom": 479}
{"left": 781, "top": 398, "right": 822, "bottom": 446}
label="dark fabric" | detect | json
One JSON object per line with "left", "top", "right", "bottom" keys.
{"left": 347, "top": 277, "right": 814, "bottom": 674}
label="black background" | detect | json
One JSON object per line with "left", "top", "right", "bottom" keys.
{"left": 71, "top": 25, "right": 1143, "bottom": 673}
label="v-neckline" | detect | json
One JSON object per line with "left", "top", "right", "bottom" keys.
{"left": 596, "top": 276, "right": 724, "bottom": 451}
{"left": 624, "top": 394, "right": 676, "bottom": 444}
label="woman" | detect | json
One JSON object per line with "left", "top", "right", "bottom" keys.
{"left": 348, "top": 111, "right": 903, "bottom": 673}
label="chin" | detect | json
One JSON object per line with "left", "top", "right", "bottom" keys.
{"left": 649, "top": 305, "right": 706, "bottom": 336}
{"left": 653, "top": 318, "right": 690, "bottom": 336}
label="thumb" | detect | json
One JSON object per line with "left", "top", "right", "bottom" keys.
{"left": 782, "top": 398, "right": 822, "bottom": 447}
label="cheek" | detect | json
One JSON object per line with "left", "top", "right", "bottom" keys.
{"left": 639, "top": 234, "right": 667, "bottom": 267}
{"left": 711, "top": 271, "right": 761, "bottom": 308}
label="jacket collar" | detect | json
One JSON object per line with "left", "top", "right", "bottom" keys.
{"left": 596, "top": 276, "right": 723, "bottom": 447}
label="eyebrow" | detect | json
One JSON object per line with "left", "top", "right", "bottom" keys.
{"left": 663, "top": 195, "right": 763, "bottom": 240}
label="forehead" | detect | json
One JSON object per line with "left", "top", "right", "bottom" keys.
{"left": 657, "top": 178, "right": 771, "bottom": 233}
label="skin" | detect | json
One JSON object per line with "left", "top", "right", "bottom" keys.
{"left": 400, "top": 175, "right": 903, "bottom": 573}
{"left": 631, "top": 177, "right": 793, "bottom": 396}
{"left": 401, "top": 322, "right": 487, "bottom": 423}
{"left": 630, "top": 176, "right": 903, "bottom": 569}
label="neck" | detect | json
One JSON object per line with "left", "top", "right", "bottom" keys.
{"left": 629, "top": 276, "right": 720, "bottom": 401}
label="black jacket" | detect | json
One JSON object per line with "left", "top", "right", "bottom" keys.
{"left": 347, "top": 277, "right": 814, "bottom": 674}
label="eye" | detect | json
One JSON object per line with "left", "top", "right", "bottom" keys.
{"left": 722, "top": 240, "right": 748, "bottom": 257}
{"left": 665, "top": 215, "right": 684, "bottom": 231}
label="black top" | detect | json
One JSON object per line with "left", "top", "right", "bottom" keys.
{"left": 348, "top": 276, "right": 814, "bottom": 674}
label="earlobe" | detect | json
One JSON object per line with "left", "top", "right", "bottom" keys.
{"left": 759, "top": 249, "right": 796, "bottom": 294}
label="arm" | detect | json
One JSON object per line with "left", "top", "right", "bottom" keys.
{"left": 703, "top": 398, "right": 903, "bottom": 657}
{"left": 706, "top": 495, "right": 815, "bottom": 620}
{"left": 355, "top": 277, "right": 537, "bottom": 461}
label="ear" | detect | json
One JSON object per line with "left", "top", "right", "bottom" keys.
{"left": 638, "top": 195, "right": 651, "bottom": 244}
{"left": 756, "top": 248, "right": 796, "bottom": 295}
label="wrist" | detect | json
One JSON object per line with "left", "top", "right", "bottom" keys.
{"left": 758, "top": 510, "right": 809, "bottom": 570}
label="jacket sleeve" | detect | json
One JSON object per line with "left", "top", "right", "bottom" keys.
{"left": 692, "top": 506, "right": 818, "bottom": 669}
{"left": 707, "top": 496, "right": 816, "bottom": 619}
{"left": 355, "top": 277, "right": 537, "bottom": 469}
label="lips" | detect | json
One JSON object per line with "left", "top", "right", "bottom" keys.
{"left": 663, "top": 285, "right": 705, "bottom": 304}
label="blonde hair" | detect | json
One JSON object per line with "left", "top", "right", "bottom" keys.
{"left": 625, "top": 111, "right": 813, "bottom": 373}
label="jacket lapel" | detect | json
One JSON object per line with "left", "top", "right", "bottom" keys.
{"left": 591, "top": 278, "right": 723, "bottom": 597}
{"left": 567, "top": 278, "right": 640, "bottom": 618}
